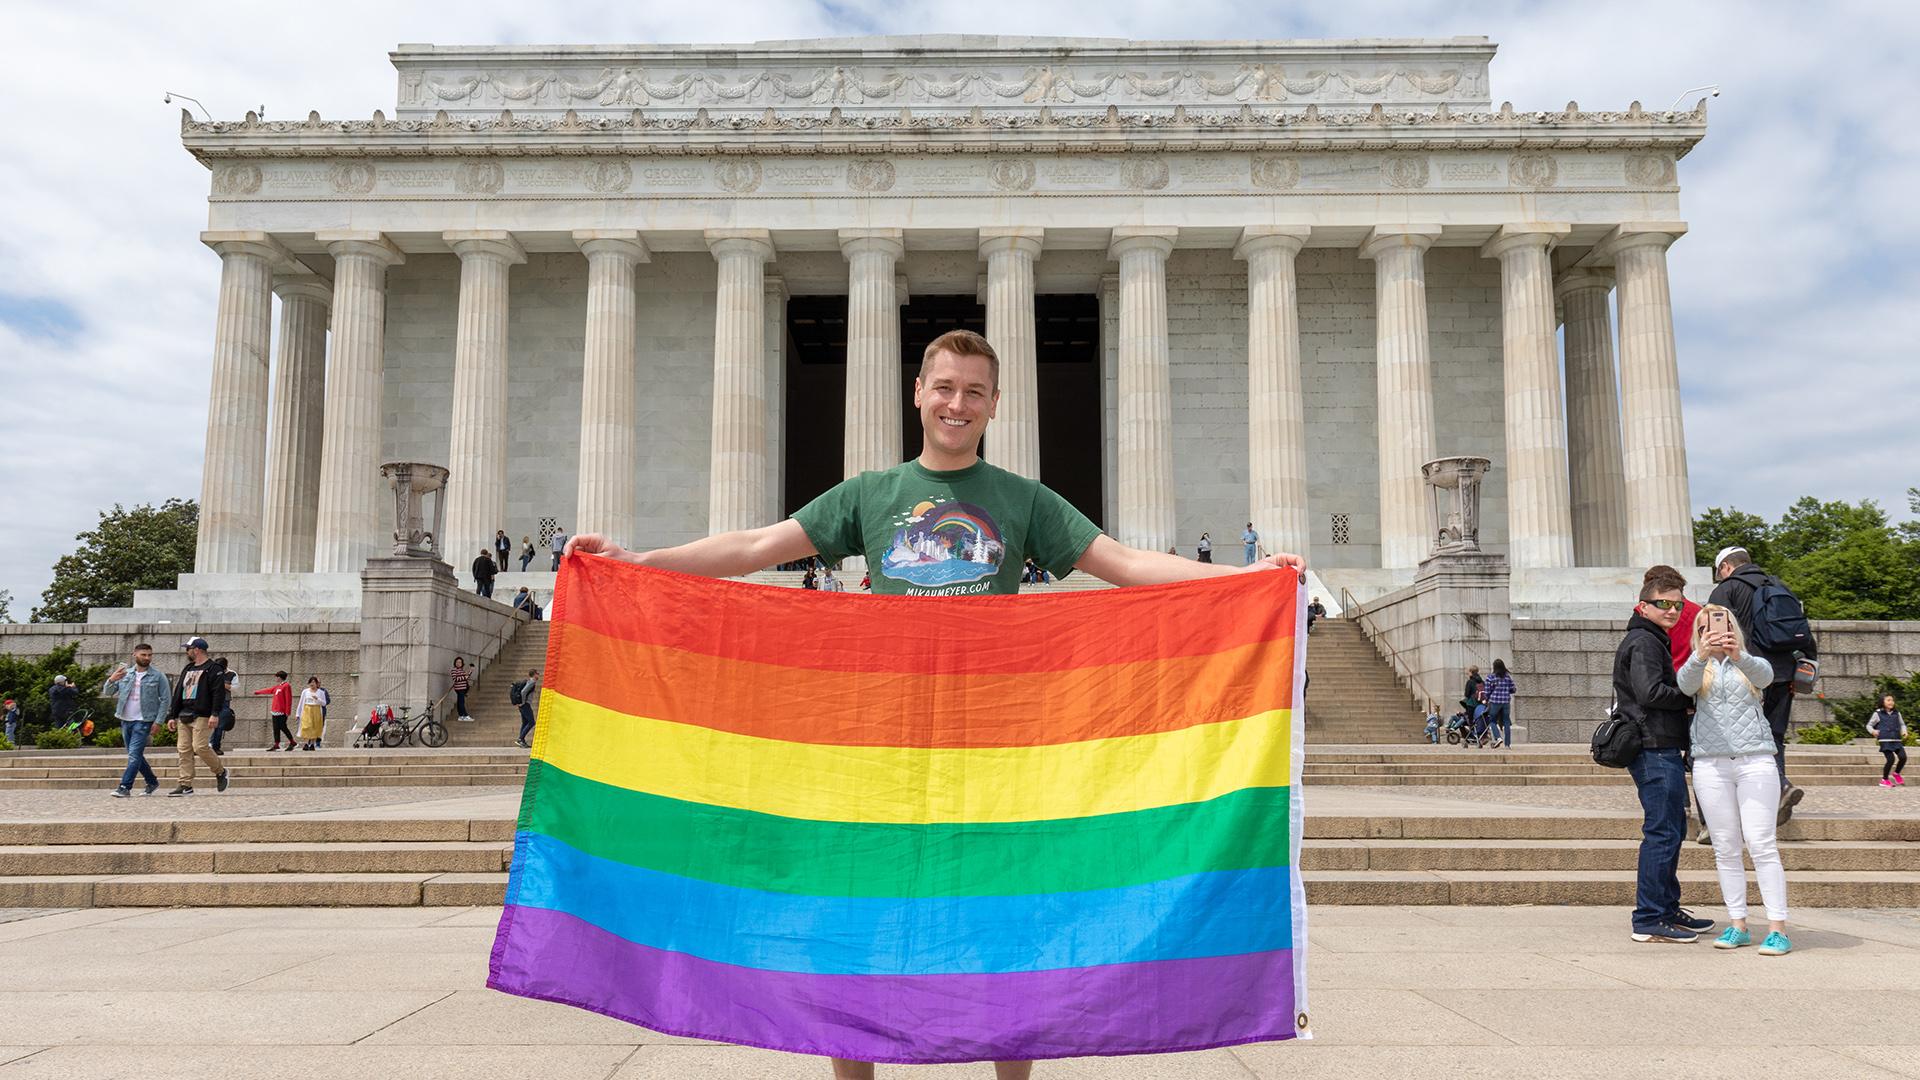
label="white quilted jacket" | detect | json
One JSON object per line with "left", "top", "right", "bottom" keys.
{"left": 1677, "top": 651, "right": 1778, "bottom": 757}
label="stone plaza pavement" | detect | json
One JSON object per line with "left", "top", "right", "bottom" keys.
{"left": 1, "top": 903, "right": 1918, "bottom": 1079}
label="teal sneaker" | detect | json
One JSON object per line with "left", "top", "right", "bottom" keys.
{"left": 1759, "top": 931, "right": 1792, "bottom": 955}
{"left": 1713, "top": 927, "right": 1751, "bottom": 950}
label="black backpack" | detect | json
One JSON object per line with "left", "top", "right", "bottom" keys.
{"left": 1746, "top": 575, "right": 1814, "bottom": 657}
{"left": 509, "top": 680, "right": 525, "bottom": 706}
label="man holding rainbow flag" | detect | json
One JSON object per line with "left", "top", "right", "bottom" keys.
{"left": 492, "top": 328, "right": 1309, "bottom": 1077}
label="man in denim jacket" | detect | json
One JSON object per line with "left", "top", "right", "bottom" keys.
{"left": 104, "top": 643, "right": 170, "bottom": 797}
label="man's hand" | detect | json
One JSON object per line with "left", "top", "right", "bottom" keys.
{"left": 108, "top": 664, "right": 127, "bottom": 683}
{"left": 1240, "top": 551, "right": 1308, "bottom": 584}
{"left": 166, "top": 719, "right": 178, "bottom": 733}
{"left": 565, "top": 533, "right": 626, "bottom": 559}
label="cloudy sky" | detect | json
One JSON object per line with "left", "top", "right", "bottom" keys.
{"left": 2, "top": 1, "right": 1914, "bottom": 615}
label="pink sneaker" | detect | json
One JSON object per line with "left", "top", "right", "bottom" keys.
{"left": 1898, "top": 774, "right": 1907, "bottom": 786}
{"left": 1882, "top": 778, "right": 1896, "bottom": 788}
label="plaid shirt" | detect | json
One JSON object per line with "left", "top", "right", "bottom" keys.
{"left": 1483, "top": 673, "right": 1516, "bottom": 705}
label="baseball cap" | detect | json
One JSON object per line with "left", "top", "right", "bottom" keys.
{"left": 1712, "top": 546, "right": 1748, "bottom": 571}
{"left": 182, "top": 637, "right": 210, "bottom": 651}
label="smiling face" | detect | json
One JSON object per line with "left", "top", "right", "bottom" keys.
{"left": 914, "top": 348, "right": 999, "bottom": 468}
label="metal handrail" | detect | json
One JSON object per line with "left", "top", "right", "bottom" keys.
{"left": 1337, "top": 586, "right": 1438, "bottom": 713}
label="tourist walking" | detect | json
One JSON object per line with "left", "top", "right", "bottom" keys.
{"left": 494, "top": 529, "right": 513, "bottom": 571}
{"left": 211, "top": 666, "right": 238, "bottom": 755}
{"left": 1482, "top": 659, "right": 1516, "bottom": 748}
{"left": 1242, "top": 522, "right": 1259, "bottom": 566}
{"left": 1870, "top": 695, "right": 1908, "bottom": 787}
{"left": 550, "top": 527, "right": 569, "bottom": 571}
{"left": 515, "top": 669, "right": 541, "bottom": 748}
{"left": 48, "top": 675, "right": 79, "bottom": 732}
{"left": 1677, "top": 603, "right": 1792, "bottom": 955}
{"left": 164, "top": 637, "right": 230, "bottom": 796}
{"left": 472, "top": 550, "right": 498, "bottom": 599}
{"left": 561, "top": 326, "right": 1306, "bottom": 1080}
{"left": 1462, "top": 665, "right": 1483, "bottom": 713}
{"left": 2, "top": 697, "right": 18, "bottom": 746}
{"left": 519, "top": 535, "right": 537, "bottom": 572}
{"left": 103, "top": 642, "right": 167, "bottom": 797}
{"left": 451, "top": 657, "right": 473, "bottom": 723}
{"left": 254, "top": 671, "right": 295, "bottom": 751}
{"left": 1709, "top": 546, "right": 1819, "bottom": 824}
{"left": 1197, "top": 532, "right": 1213, "bottom": 563}
{"left": 297, "top": 677, "right": 329, "bottom": 750}
{"left": 1617, "top": 565, "right": 1713, "bottom": 943}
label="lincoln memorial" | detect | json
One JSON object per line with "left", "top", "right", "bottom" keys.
{"left": 137, "top": 34, "right": 1707, "bottom": 634}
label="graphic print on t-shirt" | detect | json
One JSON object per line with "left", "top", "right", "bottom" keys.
{"left": 880, "top": 499, "right": 1005, "bottom": 588}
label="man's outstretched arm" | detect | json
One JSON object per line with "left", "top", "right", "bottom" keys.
{"left": 1075, "top": 534, "right": 1305, "bottom": 588}
{"left": 565, "top": 519, "right": 818, "bottom": 580}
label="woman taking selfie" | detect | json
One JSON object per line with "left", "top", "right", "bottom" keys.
{"left": 1677, "top": 604, "right": 1792, "bottom": 955}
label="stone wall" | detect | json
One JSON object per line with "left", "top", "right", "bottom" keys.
{"left": 1511, "top": 619, "right": 1920, "bottom": 743}
{"left": 0, "top": 622, "right": 360, "bottom": 748}
{"left": 1355, "top": 554, "right": 1513, "bottom": 723}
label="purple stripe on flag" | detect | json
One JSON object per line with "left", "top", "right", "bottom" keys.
{"left": 489, "top": 904, "right": 1299, "bottom": 1064}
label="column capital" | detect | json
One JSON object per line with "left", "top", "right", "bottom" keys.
{"left": 201, "top": 230, "right": 289, "bottom": 265}
{"left": 1107, "top": 227, "right": 1178, "bottom": 260}
{"left": 444, "top": 230, "right": 527, "bottom": 265}
{"left": 1590, "top": 222, "right": 1688, "bottom": 263}
{"left": 763, "top": 271, "right": 789, "bottom": 300}
{"left": 837, "top": 228, "right": 904, "bottom": 259}
{"left": 574, "top": 230, "right": 651, "bottom": 263}
{"left": 978, "top": 227, "right": 1044, "bottom": 259}
{"left": 1480, "top": 222, "right": 1571, "bottom": 261}
{"left": 1233, "top": 225, "right": 1311, "bottom": 261}
{"left": 1358, "top": 225, "right": 1442, "bottom": 260}
{"left": 271, "top": 274, "right": 332, "bottom": 306}
{"left": 1553, "top": 269, "right": 1615, "bottom": 301}
{"left": 316, "top": 230, "right": 404, "bottom": 267}
{"left": 705, "top": 229, "right": 773, "bottom": 261}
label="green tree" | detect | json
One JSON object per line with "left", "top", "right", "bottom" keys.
{"left": 34, "top": 500, "right": 198, "bottom": 624}
{"left": 0, "top": 589, "right": 13, "bottom": 623}
{"left": 0, "top": 642, "right": 113, "bottom": 742}
{"left": 1692, "top": 507, "right": 1772, "bottom": 569}
{"left": 1770, "top": 497, "right": 1891, "bottom": 563}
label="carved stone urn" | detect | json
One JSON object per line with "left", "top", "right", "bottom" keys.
{"left": 1420, "top": 456, "right": 1493, "bottom": 556}
{"left": 380, "top": 461, "right": 451, "bottom": 558}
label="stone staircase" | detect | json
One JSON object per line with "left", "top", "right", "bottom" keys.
{"left": 4, "top": 804, "right": 1917, "bottom": 908}
{"left": 451, "top": 623, "right": 554, "bottom": 745}
{"left": 1302, "top": 619, "right": 1425, "bottom": 743}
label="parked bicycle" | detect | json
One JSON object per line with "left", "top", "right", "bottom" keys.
{"left": 382, "top": 702, "right": 449, "bottom": 748}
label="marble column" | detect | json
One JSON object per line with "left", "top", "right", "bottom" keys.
{"left": 312, "top": 231, "right": 403, "bottom": 573}
{"left": 1483, "top": 223, "right": 1575, "bottom": 569}
{"left": 838, "top": 229, "right": 904, "bottom": 477}
{"left": 260, "top": 275, "right": 330, "bottom": 574}
{"left": 1109, "top": 227, "right": 1179, "bottom": 554}
{"left": 1235, "top": 225, "right": 1312, "bottom": 559}
{"left": 442, "top": 231, "right": 525, "bottom": 570}
{"left": 1360, "top": 225, "right": 1442, "bottom": 570}
{"left": 195, "top": 231, "right": 286, "bottom": 574}
{"left": 980, "top": 227, "right": 1043, "bottom": 479}
{"left": 572, "top": 231, "right": 649, "bottom": 547}
{"left": 1597, "top": 223, "right": 1695, "bottom": 567}
{"left": 706, "top": 230, "right": 774, "bottom": 535}
{"left": 1556, "top": 270, "right": 1629, "bottom": 566}
{"left": 764, "top": 272, "right": 789, "bottom": 524}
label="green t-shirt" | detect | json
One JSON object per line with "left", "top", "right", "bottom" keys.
{"left": 793, "top": 459, "right": 1102, "bottom": 596}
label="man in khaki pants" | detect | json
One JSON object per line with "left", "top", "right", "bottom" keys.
{"left": 165, "top": 637, "right": 230, "bottom": 796}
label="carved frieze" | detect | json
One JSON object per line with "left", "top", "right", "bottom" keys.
{"left": 846, "top": 159, "right": 896, "bottom": 192}
{"left": 1249, "top": 156, "right": 1301, "bottom": 190}
{"left": 989, "top": 158, "right": 1035, "bottom": 191}
{"left": 1381, "top": 154, "right": 1429, "bottom": 189}
{"left": 1625, "top": 152, "right": 1676, "bottom": 187}
{"left": 1507, "top": 151, "right": 1558, "bottom": 189}
{"left": 582, "top": 160, "right": 633, "bottom": 193}
{"left": 211, "top": 163, "right": 262, "bottom": 196}
{"left": 454, "top": 160, "right": 505, "bottom": 194}
{"left": 328, "top": 162, "right": 376, "bottom": 195}
{"left": 715, "top": 159, "right": 763, "bottom": 193}
{"left": 1119, "top": 156, "right": 1170, "bottom": 190}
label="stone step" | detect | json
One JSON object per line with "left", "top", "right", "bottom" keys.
{"left": 1300, "top": 839, "right": 1920, "bottom": 873}
{"left": 9, "top": 869, "right": 1919, "bottom": 908}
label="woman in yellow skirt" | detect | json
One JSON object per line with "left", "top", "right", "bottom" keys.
{"left": 297, "top": 677, "right": 329, "bottom": 751}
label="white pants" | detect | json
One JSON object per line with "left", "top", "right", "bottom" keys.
{"left": 1693, "top": 753, "right": 1789, "bottom": 922}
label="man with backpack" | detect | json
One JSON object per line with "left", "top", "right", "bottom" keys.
{"left": 512, "top": 669, "right": 540, "bottom": 748}
{"left": 1708, "top": 547, "right": 1819, "bottom": 824}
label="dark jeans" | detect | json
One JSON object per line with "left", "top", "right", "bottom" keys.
{"left": 455, "top": 689, "right": 469, "bottom": 718}
{"left": 211, "top": 709, "right": 230, "bottom": 752}
{"left": 1627, "top": 746, "right": 1689, "bottom": 931}
{"left": 551, "top": 552, "right": 562, "bottom": 571}
{"left": 118, "top": 721, "right": 158, "bottom": 791}
{"left": 1762, "top": 680, "right": 1793, "bottom": 788}
{"left": 519, "top": 553, "right": 534, "bottom": 571}
{"left": 476, "top": 579, "right": 495, "bottom": 599}
{"left": 270, "top": 713, "right": 294, "bottom": 746}
{"left": 1884, "top": 743, "right": 1910, "bottom": 780}
{"left": 518, "top": 702, "right": 536, "bottom": 743}
{"left": 1488, "top": 702, "right": 1512, "bottom": 746}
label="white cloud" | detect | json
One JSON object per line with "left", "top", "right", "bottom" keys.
{"left": 1, "top": 1, "right": 1913, "bottom": 610}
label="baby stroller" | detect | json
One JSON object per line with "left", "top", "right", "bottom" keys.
{"left": 353, "top": 704, "right": 394, "bottom": 748}
{"left": 1442, "top": 710, "right": 1474, "bottom": 746}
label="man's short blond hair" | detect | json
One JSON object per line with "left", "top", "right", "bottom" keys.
{"left": 920, "top": 329, "right": 1000, "bottom": 391}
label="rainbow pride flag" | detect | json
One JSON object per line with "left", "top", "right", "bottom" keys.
{"left": 488, "top": 555, "right": 1310, "bottom": 1064}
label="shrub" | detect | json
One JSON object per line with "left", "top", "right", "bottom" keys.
{"left": 32, "top": 728, "right": 80, "bottom": 750}
{"left": 92, "top": 726, "right": 124, "bottom": 748}
{"left": 1795, "top": 722, "right": 1856, "bottom": 745}
{"left": 1829, "top": 670, "right": 1920, "bottom": 737}
{"left": 0, "top": 737, "right": 13, "bottom": 751}
{"left": 149, "top": 724, "right": 176, "bottom": 747}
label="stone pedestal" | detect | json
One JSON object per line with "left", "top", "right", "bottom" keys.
{"left": 358, "top": 558, "right": 526, "bottom": 727}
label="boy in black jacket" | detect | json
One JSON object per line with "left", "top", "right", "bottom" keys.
{"left": 1616, "top": 566, "right": 1713, "bottom": 944}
